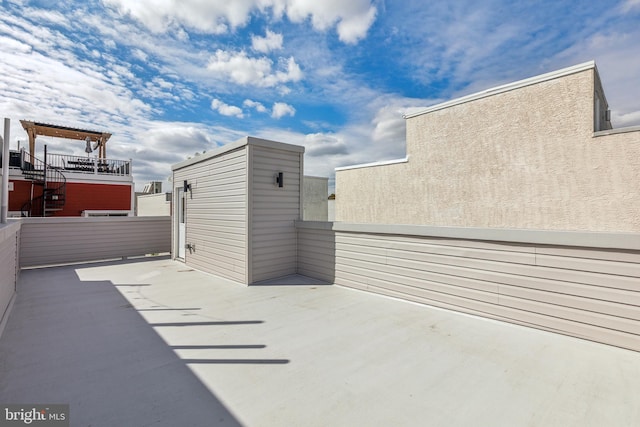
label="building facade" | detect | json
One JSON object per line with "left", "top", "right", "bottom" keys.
{"left": 3, "top": 121, "right": 134, "bottom": 217}
{"left": 336, "top": 61, "right": 640, "bottom": 232}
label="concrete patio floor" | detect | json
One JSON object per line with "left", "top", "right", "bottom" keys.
{"left": 1, "top": 256, "right": 639, "bottom": 426}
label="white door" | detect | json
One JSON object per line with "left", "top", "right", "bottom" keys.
{"left": 177, "top": 188, "right": 186, "bottom": 259}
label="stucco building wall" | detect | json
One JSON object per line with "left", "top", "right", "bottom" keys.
{"left": 136, "top": 192, "right": 171, "bottom": 216}
{"left": 336, "top": 63, "right": 640, "bottom": 232}
{"left": 302, "top": 176, "right": 328, "bottom": 221}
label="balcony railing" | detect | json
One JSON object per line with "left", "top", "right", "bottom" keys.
{"left": 20, "top": 150, "right": 131, "bottom": 177}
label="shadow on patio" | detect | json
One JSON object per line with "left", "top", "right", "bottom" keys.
{"left": 0, "top": 257, "right": 285, "bottom": 426}
{"left": 2, "top": 256, "right": 640, "bottom": 427}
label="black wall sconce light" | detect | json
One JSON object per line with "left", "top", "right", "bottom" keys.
{"left": 183, "top": 180, "right": 192, "bottom": 197}
{"left": 275, "top": 172, "right": 284, "bottom": 188}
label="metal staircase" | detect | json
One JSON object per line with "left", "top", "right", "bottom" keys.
{"left": 20, "top": 148, "right": 67, "bottom": 217}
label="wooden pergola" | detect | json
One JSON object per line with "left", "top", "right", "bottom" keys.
{"left": 20, "top": 120, "right": 112, "bottom": 160}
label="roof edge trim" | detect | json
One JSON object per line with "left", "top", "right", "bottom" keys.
{"left": 335, "top": 157, "right": 409, "bottom": 172}
{"left": 172, "top": 136, "right": 304, "bottom": 171}
{"left": 295, "top": 220, "right": 640, "bottom": 251}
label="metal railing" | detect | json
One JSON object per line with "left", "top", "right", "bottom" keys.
{"left": 20, "top": 149, "right": 67, "bottom": 217}
{"left": 30, "top": 151, "right": 132, "bottom": 177}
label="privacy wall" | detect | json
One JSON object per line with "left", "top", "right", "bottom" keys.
{"left": 19, "top": 217, "right": 170, "bottom": 267}
{"left": 296, "top": 221, "right": 640, "bottom": 352}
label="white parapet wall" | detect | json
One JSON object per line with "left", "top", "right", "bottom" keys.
{"left": 296, "top": 221, "right": 640, "bottom": 352}
{"left": 19, "top": 216, "right": 171, "bottom": 268}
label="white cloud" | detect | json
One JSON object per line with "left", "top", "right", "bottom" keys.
{"left": 206, "top": 49, "right": 303, "bottom": 88}
{"left": 0, "top": 13, "right": 152, "bottom": 128}
{"left": 271, "top": 102, "right": 295, "bottom": 119}
{"left": 0, "top": 1, "right": 378, "bottom": 193}
{"left": 304, "top": 133, "right": 348, "bottom": 156}
{"left": 174, "top": 26, "right": 190, "bottom": 41}
{"left": 139, "top": 77, "right": 184, "bottom": 101}
{"left": 371, "top": 106, "right": 406, "bottom": 143}
{"left": 207, "top": 50, "right": 268, "bottom": 85}
{"left": 131, "top": 48, "right": 148, "bottom": 62}
{"left": 109, "top": 121, "right": 246, "bottom": 186}
{"left": 0, "top": 35, "right": 32, "bottom": 53}
{"left": 243, "top": 99, "right": 268, "bottom": 113}
{"left": 336, "top": 5, "right": 377, "bottom": 44}
{"left": 613, "top": 110, "right": 640, "bottom": 127}
{"left": 21, "top": 7, "right": 70, "bottom": 28}
{"left": 211, "top": 98, "right": 244, "bottom": 118}
{"left": 252, "top": 29, "right": 283, "bottom": 53}
{"left": 549, "top": 26, "right": 640, "bottom": 128}
{"left": 284, "top": 0, "right": 377, "bottom": 43}
{"left": 621, "top": 0, "right": 640, "bottom": 12}
{"left": 101, "top": 0, "right": 377, "bottom": 44}
{"left": 153, "top": 77, "right": 173, "bottom": 89}
{"left": 101, "top": 0, "right": 240, "bottom": 34}
{"left": 252, "top": 114, "right": 403, "bottom": 191}
{"left": 1, "top": 11, "right": 76, "bottom": 55}
{"left": 282, "top": 56, "right": 303, "bottom": 81}
{"left": 5, "top": 0, "right": 638, "bottom": 196}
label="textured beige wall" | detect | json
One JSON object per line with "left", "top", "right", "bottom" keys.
{"left": 137, "top": 193, "right": 171, "bottom": 216}
{"left": 302, "top": 176, "right": 328, "bottom": 221}
{"left": 336, "top": 68, "right": 640, "bottom": 232}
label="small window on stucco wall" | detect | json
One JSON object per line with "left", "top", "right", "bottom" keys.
{"left": 594, "top": 90, "right": 612, "bottom": 132}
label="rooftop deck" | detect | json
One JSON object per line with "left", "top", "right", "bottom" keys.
{"left": 1, "top": 256, "right": 639, "bottom": 426}
{"left": 8, "top": 150, "right": 132, "bottom": 180}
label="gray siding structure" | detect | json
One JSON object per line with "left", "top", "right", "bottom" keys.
{"left": 172, "top": 137, "right": 304, "bottom": 284}
{"left": 297, "top": 221, "right": 335, "bottom": 283}
{"left": 173, "top": 146, "right": 248, "bottom": 282}
{"left": 250, "top": 145, "right": 303, "bottom": 283}
{"left": 296, "top": 221, "right": 640, "bottom": 352}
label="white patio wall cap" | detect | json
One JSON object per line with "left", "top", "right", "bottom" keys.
{"left": 295, "top": 220, "right": 640, "bottom": 251}
{"left": 335, "top": 157, "right": 409, "bottom": 172}
{"left": 404, "top": 60, "right": 597, "bottom": 119}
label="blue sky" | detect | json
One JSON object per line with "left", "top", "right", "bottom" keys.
{"left": 1, "top": 0, "right": 639, "bottom": 191}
